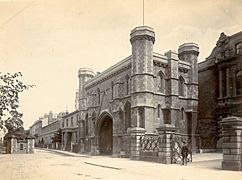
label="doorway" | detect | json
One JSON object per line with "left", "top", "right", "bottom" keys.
{"left": 98, "top": 115, "right": 113, "bottom": 155}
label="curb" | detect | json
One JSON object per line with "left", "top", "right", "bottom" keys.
{"left": 84, "top": 161, "right": 122, "bottom": 170}
{"left": 37, "top": 148, "right": 90, "bottom": 158}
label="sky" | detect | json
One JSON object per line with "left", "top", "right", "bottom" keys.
{"left": 0, "top": 0, "right": 242, "bottom": 129}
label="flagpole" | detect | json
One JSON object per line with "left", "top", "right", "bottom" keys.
{"left": 143, "top": 0, "right": 144, "bottom": 26}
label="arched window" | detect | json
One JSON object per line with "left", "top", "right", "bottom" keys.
{"left": 236, "top": 70, "right": 242, "bottom": 95}
{"left": 157, "top": 104, "right": 161, "bottom": 118}
{"left": 119, "top": 108, "right": 124, "bottom": 120}
{"left": 157, "top": 71, "right": 165, "bottom": 93}
{"left": 124, "top": 101, "right": 131, "bottom": 130}
{"left": 179, "top": 76, "right": 185, "bottom": 96}
{"left": 126, "top": 75, "right": 130, "bottom": 95}
{"left": 163, "top": 109, "right": 171, "bottom": 124}
{"left": 181, "top": 107, "right": 184, "bottom": 120}
{"left": 111, "top": 81, "right": 114, "bottom": 100}
{"left": 97, "top": 88, "right": 100, "bottom": 104}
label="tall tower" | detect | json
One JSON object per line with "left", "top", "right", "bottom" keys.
{"left": 78, "top": 68, "right": 95, "bottom": 111}
{"left": 178, "top": 43, "right": 199, "bottom": 111}
{"left": 130, "top": 26, "right": 155, "bottom": 132}
{"left": 178, "top": 42, "right": 199, "bottom": 149}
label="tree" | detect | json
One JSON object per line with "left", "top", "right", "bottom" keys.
{"left": 0, "top": 72, "right": 33, "bottom": 132}
{"left": 52, "top": 128, "right": 62, "bottom": 143}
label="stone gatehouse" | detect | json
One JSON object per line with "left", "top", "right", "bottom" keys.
{"left": 77, "top": 26, "right": 199, "bottom": 157}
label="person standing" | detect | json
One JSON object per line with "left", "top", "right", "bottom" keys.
{"left": 181, "top": 141, "right": 189, "bottom": 165}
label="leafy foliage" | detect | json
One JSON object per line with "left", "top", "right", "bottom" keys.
{"left": 0, "top": 72, "right": 34, "bottom": 132}
{"left": 52, "top": 128, "right": 62, "bottom": 143}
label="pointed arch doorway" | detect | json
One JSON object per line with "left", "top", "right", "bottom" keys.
{"left": 97, "top": 114, "right": 113, "bottom": 155}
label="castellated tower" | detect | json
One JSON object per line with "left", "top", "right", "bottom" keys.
{"left": 130, "top": 26, "right": 155, "bottom": 132}
{"left": 78, "top": 68, "right": 95, "bottom": 111}
{"left": 178, "top": 43, "right": 199, "bottom": 85}
{"left": 178, "top": 43, "right": 199, "bottom": 149}
{"left": 178, "top": 43, "right": 199, "bottom": 111}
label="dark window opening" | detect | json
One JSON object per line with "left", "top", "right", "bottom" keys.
{"left": 222, "top": 69, "right": 227, "bottom": 97}
{"left": 236, "top": 71, "right": 242, "bottom": 95}
{"left": 163, "top": 109, "right": 171, "bottom": 124}
{"left": 85, "top": 114, "right": 88, "bottom": 135}
{"left": 97, "top": 88, "right": 100, "bottom": 105}
{"left": 20, "top": 144, "right": 23, "bottom": 150}
{"left": 124, "top": 102, "right": 131, "bottom": 130}
{"left": 181, "top": 107, "right": 184, "bottom": 120}
{"left": 138, "top": 107, "right": 145, "bottom": 128}
{"left": 126, "top": 75, "right": 130, "bottom": 95}
{"left": 158, "top": 71, "right": 165, "bottom": 93}
{"left": 179, "top": 76, "right": 185, "bottom": 96}
{"left": 157, "top": 104, "right": 161, "bottom": 118}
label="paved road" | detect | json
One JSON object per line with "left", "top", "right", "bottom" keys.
{"left": 0, "top": 149, "right": 241, "bottom": 180}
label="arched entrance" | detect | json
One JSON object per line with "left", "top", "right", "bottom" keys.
{"left": 98, "top": 115, "right": 113, "bottom": 155}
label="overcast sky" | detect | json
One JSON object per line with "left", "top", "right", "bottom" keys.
{"left": 1, "top": 0, "right": 242, "bottom": 129}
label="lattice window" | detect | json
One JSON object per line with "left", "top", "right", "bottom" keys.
{"left": 140, "top": 135, "right": 160, "bottom": 152}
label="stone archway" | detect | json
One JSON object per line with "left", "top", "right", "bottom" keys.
{"left": 97, "top": 114, "right": 113, "bottom": 155}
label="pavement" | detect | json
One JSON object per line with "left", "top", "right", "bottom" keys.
{"left": 0, "top": 148, "right": 241, "bottom": 180}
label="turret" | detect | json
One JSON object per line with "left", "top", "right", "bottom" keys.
{"left": 178, "top": 43, "right": 199, "bottom": 84}
{"left": 178, "top": 43, "right": 199, "bottom": 150}
{"left": 78, "top": 68, "right": 95, "bottom": 110}
{"left": 130, "top": 26, "right": 155, "bottom": 132}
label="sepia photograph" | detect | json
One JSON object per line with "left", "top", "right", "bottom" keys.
{"left": 0, "top": 0, "right": 242, "bottom": 179}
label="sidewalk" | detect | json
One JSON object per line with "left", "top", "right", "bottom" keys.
{"left": 39, "top": 148, "right": 242, "bottom": 180}
{"left": 83, "top": 153, "right": 241, "bottom": 180}
{"left": 42, "top": 148, "right": 223, "bottom": 169}
{"left": 38, "top": 148, "right": 222, "bottom": 170}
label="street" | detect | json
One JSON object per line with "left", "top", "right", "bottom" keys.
{"left": 0, "top": 149, "right": 241, "bottom": 180}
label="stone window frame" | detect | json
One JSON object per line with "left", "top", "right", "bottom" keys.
{"left": 235, "top": 42, "right": 242, "bottom": 55}
{"left": 125, "top": 74, "right": 131, "bottom": 95}
{"left": 236, "top": 70, "right": 242, "bottom": 96}
{"left": 71, "top": 117, "right": 73, "bottom": 126}
{"left": 181, "top": 107, "right": 184, "bottom": 120}
{"left": 111, "top": 81, "right": 114, "bottom": 100}
{"left": 138, "top": 107, "right": 145, "bottom": 128}
{"left": 221, "top": 68, "right": 227, "bottom": 98}
{"left": 162, "top": 109, "right": 171, "bottom": 124}
{"left": 20, "top": 143, "right": 24, "bottom": 150}
{"left": 124, "top": 101, "right": 131, "bottom": 131}
{"left": 97, "top": 88, "right": 101, "bottom": 105}
{"left": 157, "top": 71, "right": 165, "bottom": 93}
{"left": 76, "top": 115, "right": 79, "bottom": 126}
{"left": 178, "top": 76, "right": 185, "bottom": 97}
{"left": 157, "top": 104, "right": 161, "bottom": 118}
{"left": 66, "top": 118, "right": 69, "bottom": 127}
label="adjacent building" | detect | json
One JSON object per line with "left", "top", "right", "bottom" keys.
{"left": 29, "top": 111, "right": 68, "bottom": 148}
{"left": 198, "top": 31, "right": 242, "bottom": 150}
{"left": 61, "top": 110, "right": 79, "bottom": 152}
